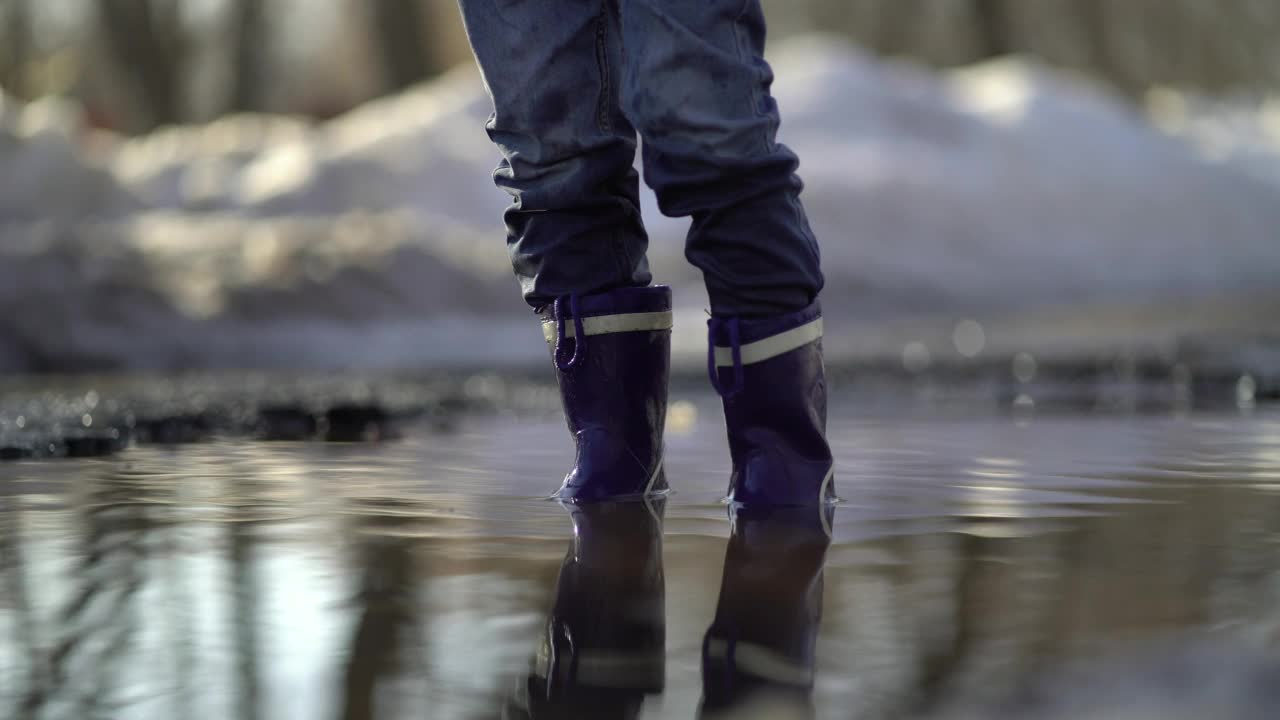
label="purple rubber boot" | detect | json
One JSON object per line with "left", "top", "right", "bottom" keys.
{"left": 541, "top": 286, "right": 672, "bottom": 502}
{"left": 708, "top": 301, "right": 835, "bottom": 507}
{"left": 515, "top": 500, "right": 666, "bottom": 719}
{"left": 699, "top": 504, "right": 832, "bottom": 719}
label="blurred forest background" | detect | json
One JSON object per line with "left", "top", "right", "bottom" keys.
{"left": 2, "top": 0, "right": 1279, "bottom": 375}
{"left": 2, "top": 0, "right": 1279, "bottom": 135}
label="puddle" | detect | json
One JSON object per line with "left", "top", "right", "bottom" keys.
{"left": 1, "top": 399, "right": 1279, "bottom": 718}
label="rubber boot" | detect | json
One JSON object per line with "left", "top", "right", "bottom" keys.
{"left": 509, "top": 500, "right": 667, "bottom": 720}
{"left": 707, "top": 301, "right": 835, "bottom": 506}
{"left": 699, "top": 504, "right": 833, "bottom": 720}
{"left": 542, "top": 286, "right": 672, "bottom": 502}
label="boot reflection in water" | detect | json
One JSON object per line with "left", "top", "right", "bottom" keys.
{"left": 699, "top": 505, "right": 833, "bottom": 720}
{"left": 506, "top": 500, "right": 666, "bottom": 720}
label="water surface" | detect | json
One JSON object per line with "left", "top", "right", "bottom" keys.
{"left": 2, "top": 400, "right": 1279, "bottom": 719}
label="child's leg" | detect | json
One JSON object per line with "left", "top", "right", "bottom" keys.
{"left": 458, "top": 0, "right": 651, "bottom": 307}
{"left": 620, "top": 0, "right": 834, "bottom": 508}
{"left": 618, "top": 0, "right": 823, "bottom": 317}
{"left": 461, "top": 1, "right": 673, "bottom": 503}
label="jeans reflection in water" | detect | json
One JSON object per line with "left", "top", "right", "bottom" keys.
{"left": 506, "top": 500, "right": 666, "bottom": 720}
{"left": 700, "top": 506, "right": 833, "bottom": 720}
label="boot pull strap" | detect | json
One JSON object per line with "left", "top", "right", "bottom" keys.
{"left": 708, "top": 316, "right": 745, "bottom": 398}
{"left": 554, "top": 294, "right": 586, "bottom": 371}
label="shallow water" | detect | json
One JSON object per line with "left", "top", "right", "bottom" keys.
{"left": 2, "top": 397, "right": 1280, "bottom": 719}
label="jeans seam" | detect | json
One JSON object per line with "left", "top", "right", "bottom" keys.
{"left": 597, "top": 1, "right": 632, "bottom": 284}
{"left": 733, "top": 0, "right": 819, "bottom": 284}
{"left": 733, "top": 0, "right": 773, "bottom": 155}
{"left": 595, "top": 6, "right": 613, "bottom": 134}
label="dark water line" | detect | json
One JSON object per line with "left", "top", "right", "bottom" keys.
{"left": 230, "top": 512, "right": 261, "bottom": 720}
{"left": 1, "top": 490, "right": 41, "bottom": 720}
{"left": 340, "top": 499, "right": 433, "bottom": 720}
{"left": 161, "top": 481, "right": 196, "bottom": 720}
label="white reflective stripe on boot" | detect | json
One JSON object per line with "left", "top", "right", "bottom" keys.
{"left": 713, "top": 317, "right": 823, "bottom": 367}
{"left": 542, "top": 311, "right": 674, "bottom": 343}
{"left": 566, "top": 651, "right": 666, "bottom": 690}
{"left": 703, "top": 637, "right": 815, "bottom": 687}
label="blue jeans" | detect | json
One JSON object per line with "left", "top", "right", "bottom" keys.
{"left": 458, "top": 0, "right": 823, "bottom": 316}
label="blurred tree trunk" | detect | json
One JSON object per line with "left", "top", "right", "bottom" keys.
{"left": 1079, "top": 0, "right": 1138, "bottom": 95}
{"left": 764, "top": 0, "right": 1280, "bottom": 98}
{"left": 2, "top": 0, "right": 31, "bottom": 98}
{"left": 874, "top": 0, "right": 919, "bottom": 57}
{"left": 971, "top": 0, "right": 1013, "bottom": 58}
{"left": 97, "top": 0, "right": 186, "bottom": 129}
{"left": 230, "top": 0, "right": 267, "bottom": 112}
{"left": 370, "top": 0, "right": 432, "bottom": 92}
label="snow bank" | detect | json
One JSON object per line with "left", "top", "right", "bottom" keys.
{"left": 2, "top": 37, "right": 1279, "bottom": 372}
{"left": 1147, "top": 89, "right": 1280, "bottom": 191}
{"left": 0, "top": 94, "right": 140, "bottom": 219}
{"left": 776, "top": 41, "right": 1280, "bottom": 310}
{"left": 0, "top": 214, "right": 542, "bottom": 371}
